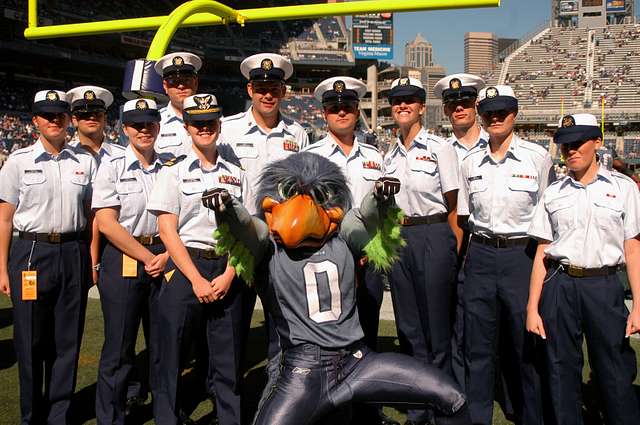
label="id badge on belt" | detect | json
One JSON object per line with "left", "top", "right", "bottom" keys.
{"left": 22, "top": 241, "right": 37, "bottom": 300}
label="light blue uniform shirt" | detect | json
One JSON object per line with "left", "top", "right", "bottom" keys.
{"left": 528, "top": 166, "right": 640, "bottom": 268}
{"left": 448, "top": 127, "right": 489, "bottom": 166}
{"left": 458, "top": 135, "right": 555, "bottom": 239}
{"left": 155, "top": 104, "right": 191, "bottom": 156}
{"left": 0, "top": 139, "right": 97, "bottom": 233}
{"left": 383, "top": 128, "right": 459, "bottom": 217}
{"left": 220, "top": 107, "right": 308, "bottom": 214}
{"left": 303, "top": 134, "right": 383, "bottom": 207}
{"left": 147, "top": 149, "right": 247, "bottom": 249}
{"left": 69, "top": 138, "right": 126, "bottom": 167}
{"left": 92, "top": 146, "right": 167, "bottom": 237}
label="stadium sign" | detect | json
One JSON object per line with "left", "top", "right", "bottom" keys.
{"left": 606, "top": 0, "right": 626, "bottom": 13}
{"left": 559, "top": 0, "right": 578, "bottom": 15}
{"left": 352, "top": 13, "right": 393, "bottom": 60}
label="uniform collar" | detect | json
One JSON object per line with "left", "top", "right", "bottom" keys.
{"left": 480, "top": 133, "right": 522, "bottom": 164}
{"left": 124, "top": 145, "right": 162, "bottom": 172}
{"left": 322, "top": 133, "right": 363, "bottom": 159}
{"left": 243, "top": 106, "right": 294, "bottom": 137}
{"left": 161, "top": 103, "right": 183, "bottom": 125}
{"left": 33, "top": 138, "right": 78, "bottom": 162}
{"left": 564, "top": 162, "right": 612, "bottom": 188}
{"left": 395, "top": 128, "right": 432, "bottom": 157}
{"left": 185, "top": 148, "right": 232, "bottom": 173}
{"left": 450, "top": 127, "right": 488, "bottom": 151}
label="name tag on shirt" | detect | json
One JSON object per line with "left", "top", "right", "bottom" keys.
{"left": 182, "top": 178, "right": 201, "bottom": 183}
{"left": 24, "top": 169, "right": 43, "bottom": 174}
{"left": 22, "top": 271, "right": 37, "bottom": 300}
{"left": 161, "top": 133, "right": 177, "bottom": 137}
{"left": 468, "top": 175, "right": 483, "bottom": 182}
{"left": 219, "top": 175, "right": 241, "bottom": 186}
{"left": 119, "top": 177, "right": 137, "bottom": 182}
{"left": 511, "top": 174, "right": 537, "bottom": 180}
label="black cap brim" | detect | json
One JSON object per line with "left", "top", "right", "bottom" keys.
{"left": 163, "top": 65, "right": 197, "bottom": 78}
{"left": 388, "top": 86, "right": 426, "bottom": 101}
{"left": 553, "top": 125, "right": 602, "bottom": 144}
{"left": 477, "top": 96, "right": 518, "bottom": 114}
{"left": 72, "top": 100, "right": 107, "bottom": 113}
{"left": 122, "top": 110, "right": 161, "bottom": 124}
{"left": 322, "top": 90, "right": 359, "bottom": 104}
{"left": 442, "top": 87, "right": 478, "bottom": 103}
{"left": 184, "top": 111, "right": 221, "bottom": 122}
{"left": 33, "top": 101, "right": 70, "bottom": 114}
{"left": 249, "top": 68, "right": 285, "bottom": 81}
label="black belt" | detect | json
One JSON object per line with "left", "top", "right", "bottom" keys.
{"left": 471, "top": 234, "right": 529, "bottom": 248}
{"left": 18, "top": 231, "right": 83, "bottom": 244}
{"left": 186, "top": 246, "right": 223, "bottom": 260}
{"left": 134, "top": 235, "right": 163, "bottom": 246}
{"left": 546, "top": 259, "right": 621, "bottom": 278}
{"left": 400, "top": 213, "right": 448, "bottom": 226}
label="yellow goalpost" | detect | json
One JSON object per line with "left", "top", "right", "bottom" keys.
{"left": 24, "top": 0, "right": 500, "bottom": 60}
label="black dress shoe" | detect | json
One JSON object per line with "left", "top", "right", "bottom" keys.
{"left": 125, "top": 395, "right": 145, "bottom": 415}
{"left": 379, "top": 411, "right": 401, "bottom": 425}
{"left": 178, "top": 409, "right": 195, "bottom": 425}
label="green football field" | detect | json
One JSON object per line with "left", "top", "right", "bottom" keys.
{"left": 0, "top": 296, "right": 638, "bottom": 424}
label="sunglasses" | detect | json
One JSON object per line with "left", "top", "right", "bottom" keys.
{"left": 74, "top": 111, "right": 104, "bottom": 120}
{"left": 481, "top": 109, "right": 513, "bottom": 120}
{"left": 38, "top": 112, "right": 67, "bottom": 121}
{"left": 165, "top": 74, "right": 196, "bottom": 86}
{"left": 560, "top": 140, "right": 588, "bottom": 152}
{"left": 324, "top": 101, "right": 358, "bottom": 114}
{"left": 445, "top": 98, "right": 476, "bottom": 109}
{"left": 390, "top": 96, "right": 422, "bottom": 106}
{"left": 126, "top": 121, "right": 158, "bottom": 131}
{"left": 187, "top": 119, "right": 220, "bottom": 129}
{"left": 251, "top": 82, "right": 284, "bottom": 95}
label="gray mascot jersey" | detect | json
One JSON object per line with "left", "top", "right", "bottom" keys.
{"left": 259, "top": 236, "right": 364, "bottom": 349}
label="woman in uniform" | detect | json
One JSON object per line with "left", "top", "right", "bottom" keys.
{"left": 384, "top": 77, "right": 462, "bottom": 425}
{"left": 148, "top": 94, "right": 246, "bottom": 425}
{"left": 92, "top": 98, "right": 168, "bottom": 424}
{"left": 527, "top": 113, "right": 640, "bottom": 425}
{"left": 457, "top": 85, "right": 553, "bottom": 425}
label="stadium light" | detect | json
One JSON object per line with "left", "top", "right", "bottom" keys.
{"left": 24, "top": 0, "right": 500, "bottom": 59}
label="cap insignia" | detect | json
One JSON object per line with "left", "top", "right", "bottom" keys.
{"left": 450, "top": 78, "right": 462, "bottom": 90}
{"left": 172, "top": 56, "right": 184, "bottom": 67}
{"left": 333, "top": 80, "right": 345, "bottom": 93}
{"left": 261, "top": 58, "right": 273, "bottom": 71}
{"left": 46, "top": 91, "right": 59, "bottom": 101}
{"left": 135, "top": 99, "right": 148, "bottom": 110}
{"left": 399, "top": 77, "right": 410, "bottom": 86}
{"left": 194, "top": 95, "right": 213, "bottom": 110}
{"left": 84, "top": 90, "right": 96, "bottom": 101}
{"left": 561, "top": 115, "right": 575, "bottom": 128}
{"left": 486, "top": 87, "right": 498, "bottom": 98}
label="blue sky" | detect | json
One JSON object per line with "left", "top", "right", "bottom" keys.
{"left": 383, "top": 0, "right": 638, "bottom": 73}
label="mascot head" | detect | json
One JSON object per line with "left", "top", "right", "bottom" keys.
{"left": 256, "top": 152, "right": 352, "bottom": 249}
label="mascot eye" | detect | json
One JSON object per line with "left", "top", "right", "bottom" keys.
{"left": 310, "top": 186, "right": 332, "bottom": 206}
{"left": 278, "top": 180, "right": 299, "bottom": 199}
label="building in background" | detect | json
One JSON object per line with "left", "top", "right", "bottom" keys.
{"left": 552, "top": 0, "right": 634, "bottom": 27}
{"left": 404, "top": 33, "right": 433, "bottom": 69}
{"left": 464, "top": 31, "right": 498, "bottom": 75}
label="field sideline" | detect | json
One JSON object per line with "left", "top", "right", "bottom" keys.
{"left": 0, "top": 296, "right": 638, "bottom": 424}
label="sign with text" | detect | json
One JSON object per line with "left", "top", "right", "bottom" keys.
{"left": 352, "top": 13, "right": 393, "bottom": 60}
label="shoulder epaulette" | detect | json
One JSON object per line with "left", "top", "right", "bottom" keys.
{"left": 162, "top": 154, "right": 186, "bottom": 167}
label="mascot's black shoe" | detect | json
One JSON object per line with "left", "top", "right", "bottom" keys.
{"left": 178, "top": 409, "right": 195, "bottom": 425}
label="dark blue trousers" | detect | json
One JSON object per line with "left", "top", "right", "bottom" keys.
{"left": 9, "top": 238, "right": 89, "bottom": 425}
{"left": 95, "top": 242, "right": 164, "bottom": 425}
{"left": 388, "top": 222, "right": 458, "bottom": 423}
{"left": 540, "top": 270, "right": 640, "bottom": 425}
{"left": 153, "top": 255, "right": 243, "bottom": 425}
{"left": 463, "top": 240, "right": 543, "bottom": 425}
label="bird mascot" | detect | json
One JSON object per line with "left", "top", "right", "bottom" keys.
{"left": 202, "top": 152, "right": 470, "bottom": 425}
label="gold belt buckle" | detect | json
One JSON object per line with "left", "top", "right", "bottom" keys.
{"left": 567, "top": 265, "right": 584, "bottom": 277}
{"left": 400, "top": 217, "right": 409, "bottom": 226}
{"left": 140, "top": 235, "right": 152, "bottom": 245}
{"left": 48, "top": 233, "right": 61, "bottom": 243}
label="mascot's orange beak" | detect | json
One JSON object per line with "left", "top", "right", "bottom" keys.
{"left": 262, "top": 194, "right": 343, "bottom": 249}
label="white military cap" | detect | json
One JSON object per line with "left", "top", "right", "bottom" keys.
{"left": 313, "top": 76, "right": 367, "bottom": 103}
{"left": 153, "top": 52, "right": 202, "bottom": 78}
{"left": 32, "top": 90, "right": 69, "bottom": 114}
{"left": 182, "top": 93, "right": 221, "bottom": 122}
{"left": 240, "top": 53, "right": 293, "bottom": 81}
{"left": 554, "top": 113, "right": 602, "bottom": 145}
{"left": 477, "top": 85, "right": 518, "bottom": 114}
{"left": 433, "top": 73, "right": 485, "bottom": 102}
{"left": 66, "top": 85, "right": 114, "bottom": 113}
{"left": 388, "top": 77, "right": 426, "bottom": 101}
{"left": 121, "top": 98, "right": 161, "bottom": 124}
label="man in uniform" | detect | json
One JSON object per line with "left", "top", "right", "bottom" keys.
{"left": 305, "top": 76, "right": 396, "bottom": 425}
{"left": 154, "top": 52, "right": 202, "bottom": 156}
{"left": 220, "top": 53, "right": 309, "bottom": 394}
{"left": 0, "top": 90, "right": 97, "bottom": 424}
{"left": 432, "top": 74, "right": 486, "bottom": 390}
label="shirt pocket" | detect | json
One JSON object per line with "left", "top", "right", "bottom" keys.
{"left": 593, "top": 195, "right": 623, "bottom": 229}
{"left": 467, "top": 178, "right": 489, "bottom": 221}
{"left": 546, "top": 195, "right": 575, "bottom": 234}
{"left": 507, "top": 176, "right": 539, "bottom": 221}
{"left": 180, "top": 180, "right": 204, "bottom": 219}
{"left": 409, "top": 158, "right": 439, "bottom": 193}
{"left": 115, "top": 179, "right": 143, "bottom": 195}
{"left": 235, "top": 144, "right": 259, "bottom": 159}
{"left": 157, "top": 133, "right": 182, "bottom": 149}
{"left": 361, "top": 168, "right": 382, "bottom": 182}
{"left": 20, "top": 171, "right": 46, "bottom": 208}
